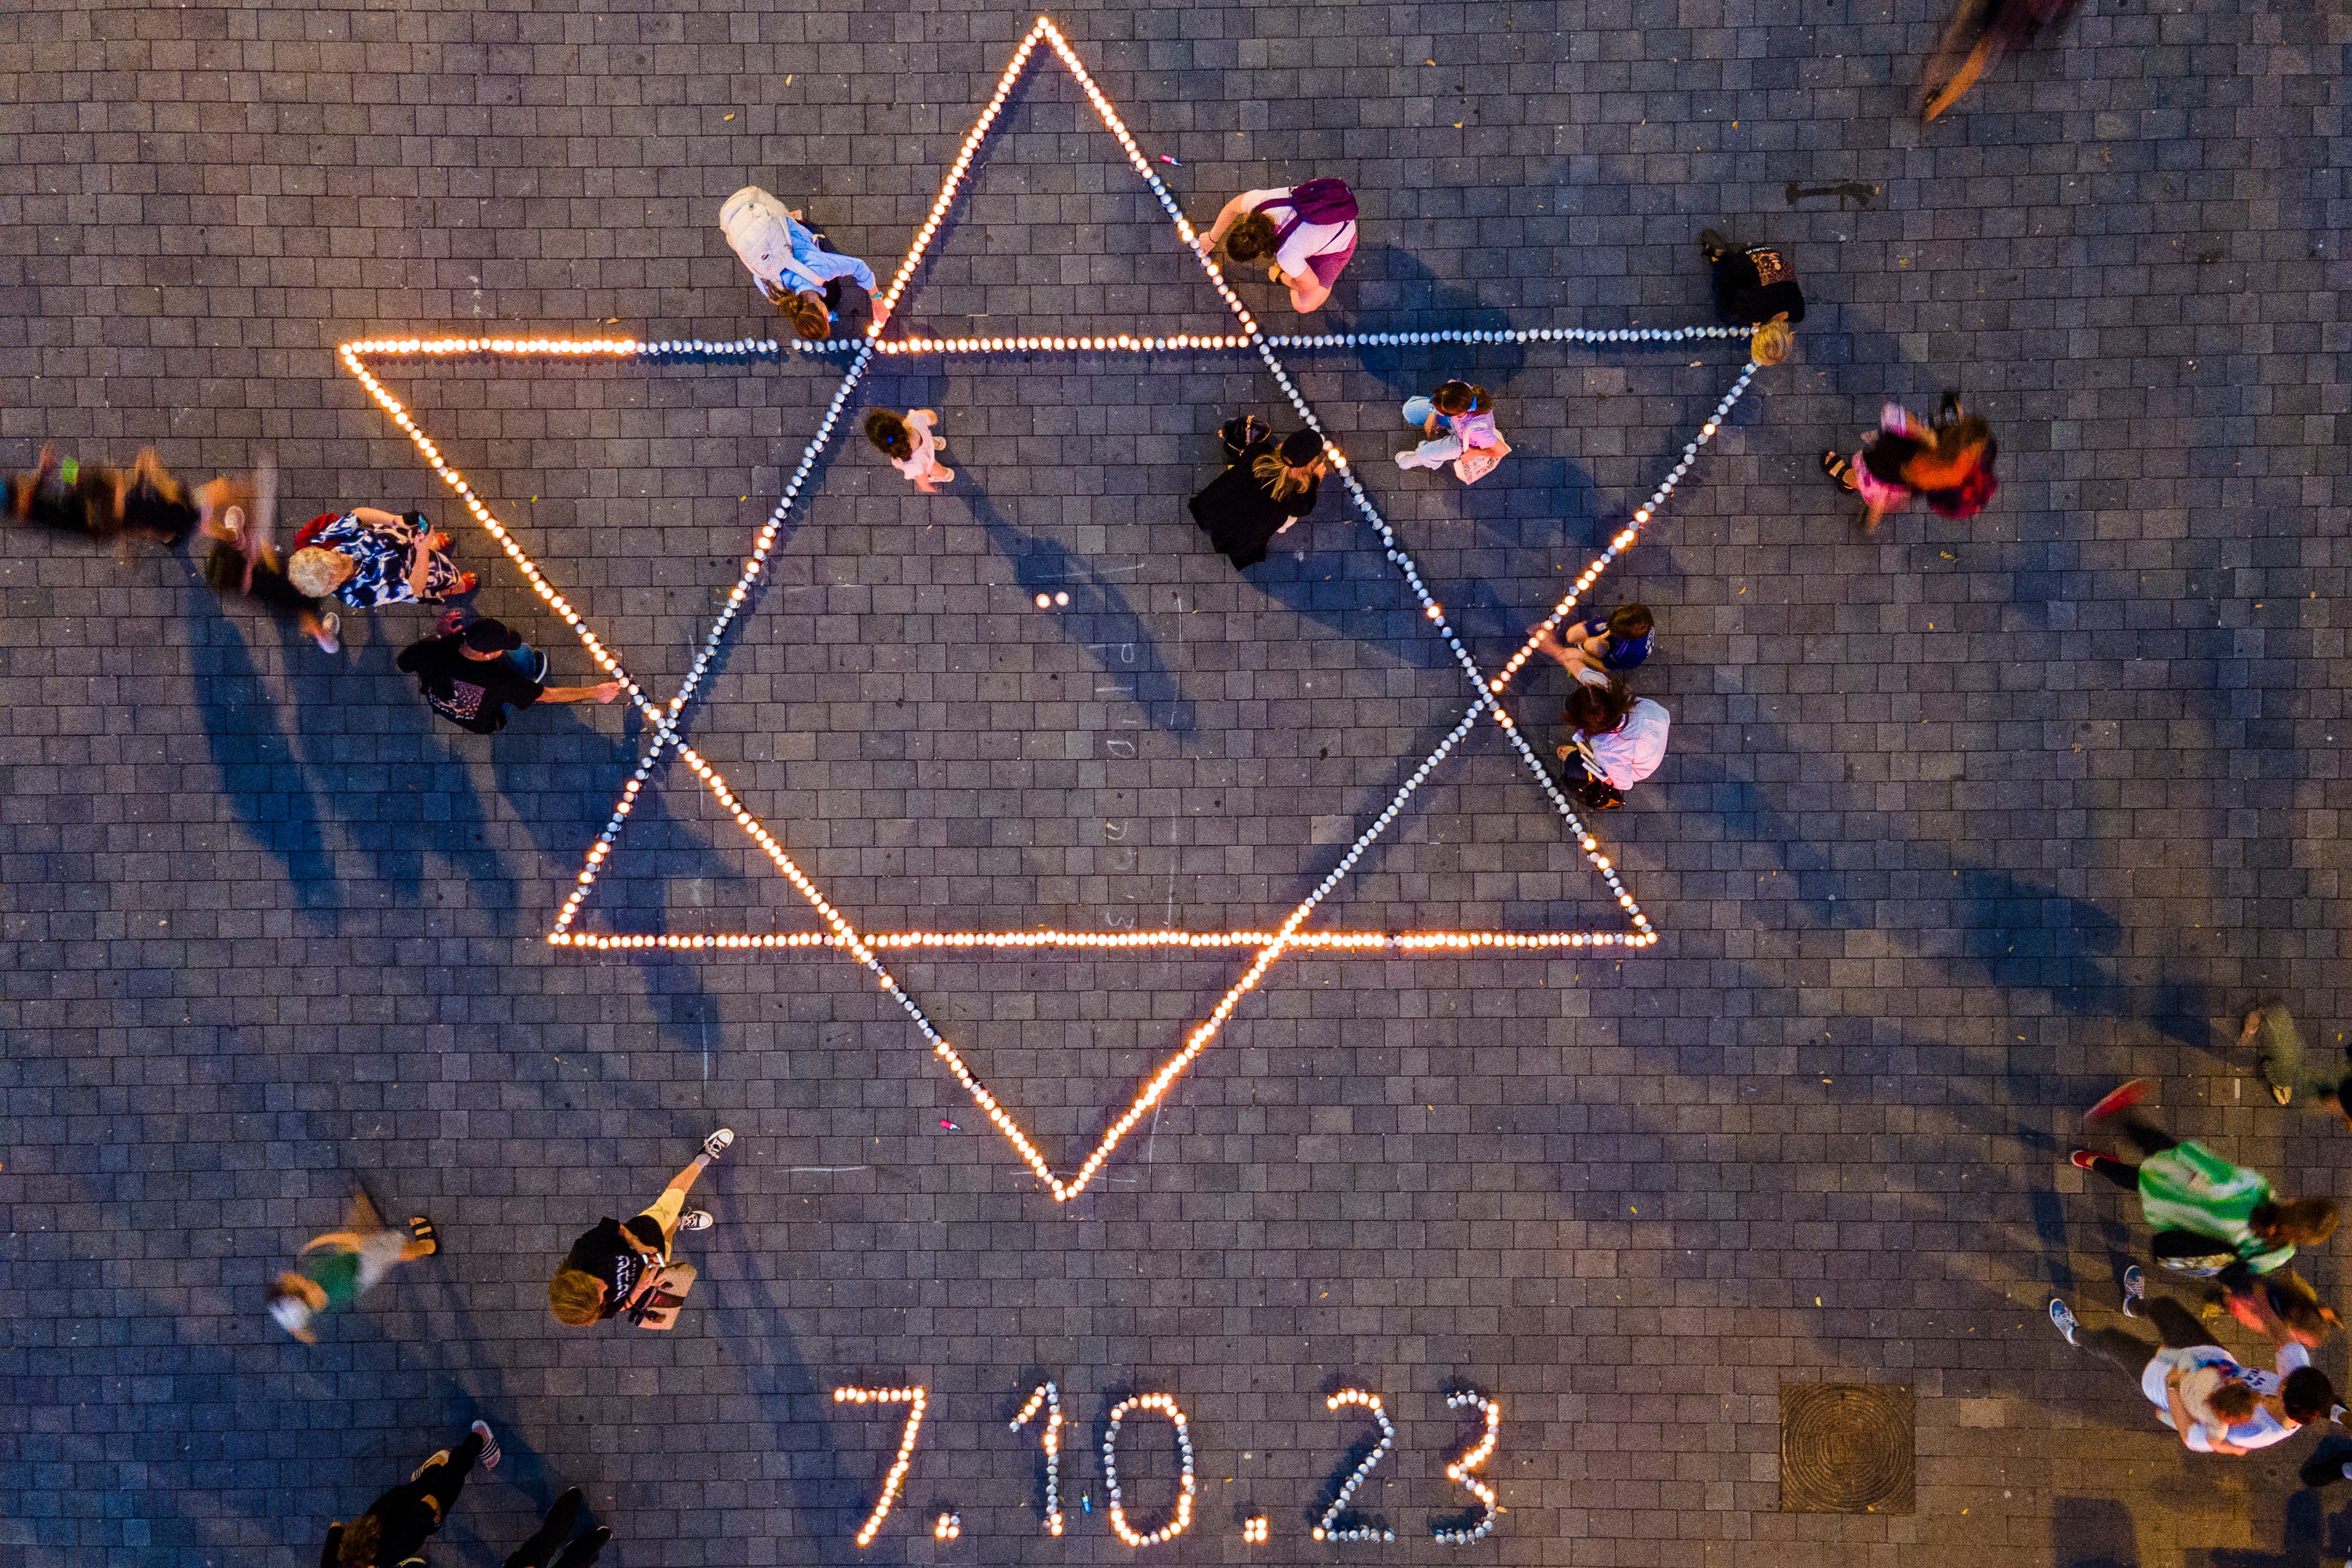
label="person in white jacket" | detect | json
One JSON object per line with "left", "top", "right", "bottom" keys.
{"left": 719, "top": 185, "right": 887, "bottom": 340}
{"left": 1556, "top": 676, "right": 1668, "bottom": 811}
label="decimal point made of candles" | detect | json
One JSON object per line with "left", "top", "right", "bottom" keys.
{"left": 338, "top": 12, "right": 1760, "bottom": 1205}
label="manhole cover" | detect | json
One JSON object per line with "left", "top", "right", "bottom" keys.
{"left": 1779, "top": 1382, "right": 1914, "bottom": 1514}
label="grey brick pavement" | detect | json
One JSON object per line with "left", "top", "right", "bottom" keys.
{"left": 1, "top": 0, "right": 2348, "bottom": 1563}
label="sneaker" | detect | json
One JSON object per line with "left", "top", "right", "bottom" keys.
{"left": 2048, "top": 1298, "right": 2079, "bottom": 1346}
{"left": 408, "top": 1216, "right": 439, "bottom": 1256}
{"left": 2122, "top": 1265, "right": 2145, "bottom": 1318}
{"left": 2069, "top": 1149, "right": 2100, "bottom": 1171}
{"left": 678, "top": 1209, "right": 714, "bottom": 1232}
{"left": 2084, "top": 1078, "right": 2154, "bottom": 1124}
{"left": 702, "top": 1127, "right": 734, "bottom": 1162}
{"left": 471, "top": 1419, "right": 501, "bottom": 1470}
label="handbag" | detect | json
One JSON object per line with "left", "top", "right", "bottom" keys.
{"left": 1452, "top": 433, "right": 1510, "bottom": 484}
{"left": 627, "top": 1262, "right": 698, "bottom": 1330}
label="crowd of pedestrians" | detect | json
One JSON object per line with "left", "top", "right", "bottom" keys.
{"left": 2050, "top": 1072, "right": 2352, "bottom": 1469}
{"left": 2, "top": 169, "right": 2043, "bottom": 1556}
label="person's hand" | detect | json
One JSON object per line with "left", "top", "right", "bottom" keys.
{"left": 871, "top": 299, "right": 891, "bottom": 327}
{"left": 423, "top": 531, "right": 452, "bottom": 551}
{"left": 787, "top": 208, "right": 804, "bottom": 220}
{"left": 594, "top": 681, "right": 622, "bottom": 704}
{"left": 1555, "top": 744, "right": 1572, "bottom": 762}
{"left": 1268, "top": 263, "right": 1285, "bottom": 285}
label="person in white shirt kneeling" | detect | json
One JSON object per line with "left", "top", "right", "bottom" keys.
{"left": 1557, "top": 676, "right": 1668, "bottom": 812}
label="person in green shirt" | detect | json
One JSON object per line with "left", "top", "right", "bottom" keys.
{"left": 268, "top": 1192, "right": 439, "bottom": 1344}
{"left": 2073, "top": 1078, "right": 2338, "bottom": 1285}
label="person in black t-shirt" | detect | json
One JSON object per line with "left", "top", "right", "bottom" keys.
{"left": 1696, "top": 230, "right": 1806, "bottom": 326}
{"left": 319, "top": 1422, "right": 496, "bottom": 1568}
{"left": 395, "top": 617, "right": 620, "bottom": 735}
{"left": 549, "top": 1128, "right": 733, "bottom": 1326}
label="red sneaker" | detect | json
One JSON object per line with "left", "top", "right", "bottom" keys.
{"left": 2069, "top": 1149, "right": 2100, "bottom": 1170}
{"left": 2084, "top": 1078, "right": 2154, "bottom": 1124}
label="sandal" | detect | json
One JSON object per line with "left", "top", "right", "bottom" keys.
{"left": 409, "top": 1216, "right": 438, "bottom": 1255}
{"left": 1819, "top": 450, "right": 1859, "bottom": 492}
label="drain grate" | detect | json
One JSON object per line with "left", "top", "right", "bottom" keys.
{"left": 1779, "top": 1382, "right": 1915, "bottom": 1514}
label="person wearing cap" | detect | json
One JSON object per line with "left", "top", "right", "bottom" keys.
{"left": 266, "top": 1192, "right": 437, "bottom": 1344}
{"left": 719, "top": 185, "right": 887, "bottom": 340}
{"left": 395, "top": 617, "right": 621, "bottom": 736}
{"left": 1186, "top": 419, "right": 1328, "bottom": 570}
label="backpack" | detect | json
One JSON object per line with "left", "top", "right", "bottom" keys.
{"left": 1265, "top": 178, "right": 1358, "bottom": 243}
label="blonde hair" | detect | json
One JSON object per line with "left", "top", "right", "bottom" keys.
{"left": 286, "top": 547, "right": 352, "bottom": 597}
{"left": 1750, "top": 319, "right": 1794, "bottom": 366}
{"left": 1251, "top": 450, "right": 1314, "bottom": 502}
{"left": 547, "top": 1267, "right": 606, "bottom": 1326}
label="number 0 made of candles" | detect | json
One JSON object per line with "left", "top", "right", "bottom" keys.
{"left": 1100, "top": 1393, "right": 1197, "bottom": 1546}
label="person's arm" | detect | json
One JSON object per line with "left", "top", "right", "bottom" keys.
{"left": 1198, "top": 190, "right": 1261, "bottom": 252}
{"left": 541, "top": 681, "right": 623, "bottom": 705}
{"left": 1284, "top": 270, "right": 1332, "bottom": 313}
{"left": 405, "top": 541, "right": 438, "bottom": 600}
{"left": 2161, "top": 1377, "right": 2206, "bottom": 1451}
{"left": 1529, "top": 623, "right": 1603, "bottom": 680}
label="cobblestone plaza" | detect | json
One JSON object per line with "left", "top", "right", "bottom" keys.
{"left": 2, "top": 0, "right": 2348, "bottom": 1564}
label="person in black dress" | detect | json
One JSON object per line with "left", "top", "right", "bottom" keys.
{"left": 1187, "top": 420, "right": 1327, "bottom": 570}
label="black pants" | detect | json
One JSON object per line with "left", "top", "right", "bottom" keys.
{"left": 2083, "top": 1112, "right": 2180, "bottom": 1189}
{"left": 416, "top": 1429, "right": 486, "bottom": 1517}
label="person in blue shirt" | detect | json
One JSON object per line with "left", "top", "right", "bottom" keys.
{"left": 1530, "top": 602, "right": 1655, "bottom": 687}
{"left": 719, "top": 185, "right": 886, "bottom": 340}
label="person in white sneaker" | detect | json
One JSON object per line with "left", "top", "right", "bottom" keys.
{"left": 2050, "top": 1285, "right": 2335, "bottom": 1455}
{"left": 547, "top": 1128, "right": 732, "bottom": 1327}
{"left": 319, "top": 1421, "right": 498, "bottom": 1567}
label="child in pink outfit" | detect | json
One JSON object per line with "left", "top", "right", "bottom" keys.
{"left": 866, "top": 408, "right": 954, "bottom": 493}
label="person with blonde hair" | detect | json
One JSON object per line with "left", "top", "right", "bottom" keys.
{"left": 548, "top": 1128, "right": 733, "bottom": 1328}
{"left": 1186, "top": 419, "right": 1327, "bottom": 570}
{"left": 287, "top": 506, "right": 474, "bottom": 607}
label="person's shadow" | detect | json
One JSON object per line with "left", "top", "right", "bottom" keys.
{"left": 485, "top": 701, "right": 737, "bottom": 1051}
{"left": 181, "top": 577, "right": 338, "bottom": 910}
{"left": 955, "top": 476, "right": 1196, "bottom": 735}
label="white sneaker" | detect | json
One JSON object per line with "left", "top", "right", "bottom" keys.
{"left": 702, "top": 1128, "right": 734, "bottom": 1162}
{"left": 678, "top": 1209, "right": 714, "bottom": 1232}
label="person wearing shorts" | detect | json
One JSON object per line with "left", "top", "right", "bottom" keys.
{"left": 547, "top": 1128, "right": 733, "bottom": 1326}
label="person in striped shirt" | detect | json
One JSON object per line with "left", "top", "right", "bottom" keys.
{"left": 2073, "top": 1077, "right": 2338, "bottom": 1285}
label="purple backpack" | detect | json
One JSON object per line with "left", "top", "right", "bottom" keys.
{"left": 1265, "top": 178, "right": 1357, "bottom": 241}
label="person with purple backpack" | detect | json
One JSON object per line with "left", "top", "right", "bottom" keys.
{"left": 1198, "top": 178, "right": 1359, "bottom": 313}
